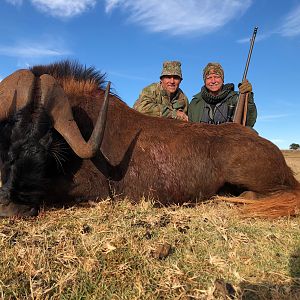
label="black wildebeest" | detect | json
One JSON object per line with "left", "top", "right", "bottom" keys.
{"left": 0, "top": 60, "right": 299, "bottom": 217}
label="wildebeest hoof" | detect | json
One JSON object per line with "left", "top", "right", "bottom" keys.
{"left": 0, "top": 201, "right": 38, "bottom": 217}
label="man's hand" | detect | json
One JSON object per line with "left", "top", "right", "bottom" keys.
{"left": 176, "top": 110, "right": 188, "bottom": 121}
{"left": 238, "top": 79, "right": 252, "bottom": 94}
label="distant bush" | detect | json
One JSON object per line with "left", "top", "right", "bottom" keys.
{"left": 289, "top": 143, "right": 300, "bottom": 150}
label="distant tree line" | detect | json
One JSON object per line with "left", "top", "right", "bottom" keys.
{"left": 289, "top": 143, "right": 300, "bottom": 150}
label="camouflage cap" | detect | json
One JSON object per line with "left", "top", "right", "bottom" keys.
{"left": 160, "top": 61, "right": 183, "bottom": 79}
{"left": 203, "top": 62, "right": 224, "bottom": 81}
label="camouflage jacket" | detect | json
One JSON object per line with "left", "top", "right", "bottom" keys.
{"left": 188, "top": 84, "right": 257, "bottom": 127}
{"left": 133, "top": 83, "right": 189, "bottom": 119}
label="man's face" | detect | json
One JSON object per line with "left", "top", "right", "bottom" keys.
{"left": 160, "top": 75, "right": 181, "bottom": 94}
{"left": 205, "top": 71, "right": 223, "bottom": 95}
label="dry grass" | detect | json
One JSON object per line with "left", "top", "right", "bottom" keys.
{"left": 282, "top": 150, "right": 300, "bottom": 182}
{"left": 0, "top": 151, "right": 299, "bottom": 299}
{"left": 0, "top": 198, "right": 300, "bottom": 299}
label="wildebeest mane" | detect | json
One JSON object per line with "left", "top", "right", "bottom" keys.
{"left": 30, "top": 60, "right": 107, "bottom": 95}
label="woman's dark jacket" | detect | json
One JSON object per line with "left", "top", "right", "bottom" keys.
{"left": 188, "top": 83, "right": 257, "bottom": 127}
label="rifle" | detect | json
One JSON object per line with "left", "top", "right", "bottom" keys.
{"left": 232, "top": 27, "right": 258, "bottom": 125}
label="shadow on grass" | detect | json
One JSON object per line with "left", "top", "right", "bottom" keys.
{"left": 214, "top": 246, "right": 300, "bottom": 299}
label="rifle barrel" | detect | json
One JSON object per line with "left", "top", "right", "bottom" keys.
{"left": 242, "top": 27, "right": 258, "bottom": 81}
{"left": 233, "top": 27, "right": 258, "bottom": 124}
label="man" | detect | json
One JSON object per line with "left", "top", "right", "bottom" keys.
{"left": 133, "top": 61, "right": 189, "bottom": 121}
{"left": 188, "top": 62, "right": 257, "bottom": 127}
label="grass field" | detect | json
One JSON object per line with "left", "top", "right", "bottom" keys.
{"left": 282, "top": 150, "right": 300, "bottom": 181}
{"left": 0, "top": 151, "right": 299, "bottom": 299}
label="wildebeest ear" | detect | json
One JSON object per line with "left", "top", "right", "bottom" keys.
{"left": 0, "top": 69, "right": 35, "bottom": 121}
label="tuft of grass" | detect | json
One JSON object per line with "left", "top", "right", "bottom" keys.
{"left": 0, "top": 198, "right": 300, "bottom": 299}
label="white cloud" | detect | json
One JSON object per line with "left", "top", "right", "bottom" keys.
{"left": 0, "top": 42, "right": 71, "bottom": 58}
{"left": 237, "top": 4, "right": 300, "bottom": 42}
{"left": 6, "top": 0, "right": 254, "bottom": 35}
{"left": 104, "top": 0, "right": 253, "bottom": 35}
{"left": 258, "top": 114, "right": 292, "bottom": 121}
{"left": 31, "top": 0, "right": 97, "bottom": 18}
{"left": 278, "top": 4, "right": 300, "bottom": 37}
{"left": 6, "top": 0, "right": 97, "bottom": 18}
{"left": 236, "top": 32, "right": 268, "bottom": 44}
{"left": 105, "top": 0, "right": 121, "bottom": 13}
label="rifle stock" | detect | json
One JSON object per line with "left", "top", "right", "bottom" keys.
{"left": 233, "top": 27, "right": 258, "bottom": 125}
{"left": 233, "top": 93, "right": 247, "bottom": 124}
{"left": 242, "top": 93, "right": 249, "bottom": 126}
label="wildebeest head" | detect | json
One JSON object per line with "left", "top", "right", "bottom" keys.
{"left": 0, "top": 61, "right": 111, "bottom": 217}
{"left": 0, "top": 105, "right": 66, "bottom": 216}
{"left": 0, "top": 61, "right": 111, "bottom": 159}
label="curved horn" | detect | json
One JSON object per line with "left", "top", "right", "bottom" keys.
{"left": 40, "top": 74, "right": 110, "bottom": 159}
{"left": 0, "top": 70, "right": 35, "bottom": 121}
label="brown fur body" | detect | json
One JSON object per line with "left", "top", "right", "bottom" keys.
{"left": 46, "top": 74, "right": 300, "bottom": 217}
{"left": 5, "top": 61, "right": 299, "bottom": 217}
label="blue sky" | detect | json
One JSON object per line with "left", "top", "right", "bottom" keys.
{"left": 1, "top": 0, "right": 299, "bottom": 149}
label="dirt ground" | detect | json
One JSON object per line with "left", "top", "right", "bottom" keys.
{"left": 282, "top": 150, "right": 300, "bottom": 181}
